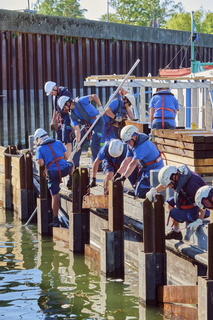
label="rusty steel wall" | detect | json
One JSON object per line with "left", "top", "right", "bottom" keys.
{"left": 0, "top": 16, "right": 213, "bottom": 147}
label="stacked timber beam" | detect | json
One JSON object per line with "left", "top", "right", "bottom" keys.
{"left": 153, "top": 129, "right": 213, "bottom": 176}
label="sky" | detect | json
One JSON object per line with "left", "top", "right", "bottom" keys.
{"left": 0, "top": 0, "right": 213, "bottom": 20}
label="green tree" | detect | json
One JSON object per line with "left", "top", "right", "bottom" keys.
{"left": 33, "top": 0, "right": 87, "bottom": 18}
{"left": 100, "top": 0, "right": 184, "bottom": 27}
{"left": 201, "top": 12, "right": 213, "bottom": 34}
{"left": 165, "top": 12, "right": 191, "bottom": 31}
{"left": 164, "top": 10, "right": 209, "bottom": 33}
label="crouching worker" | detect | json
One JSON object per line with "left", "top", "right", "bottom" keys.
{"left": 146, "top": 165, "right": 210, "bottom": 240}
{"left": 34, "top": 128, "right": 74, "bottom": 227}
{"left": 195, "top": 185, "right": 213, "bottom": 211}
{"left": 113, "top": 125, "right": 164, "bottom": 198}
{"left": 88, "top": 139, "right": 137, "bottom": 194}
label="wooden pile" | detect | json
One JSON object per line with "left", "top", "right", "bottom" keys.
{"left": 152, "top": 129, "right": 213, "bottom": 175}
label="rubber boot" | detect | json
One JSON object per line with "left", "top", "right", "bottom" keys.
{"left": 48, "top": 216, "right": 60, "bottom": 227}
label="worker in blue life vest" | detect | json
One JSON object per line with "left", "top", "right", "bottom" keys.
{"left": 195, "top": 185, "right": 213, "bottom": 211}
{"left": 146, "top": 165, "right": 210, "bottom": 240}
{"left": 58, "top": 94, "right": 105, "bottom": 168}
{"left": 103, "top": 94, "right": 135, "bottom": 141}
{"left": 149, "top": 87, "right": 179, "bottom": 129}
{"left": 88, "top": 139, "right": 137, "bottom": 194}
{"left": 34, "top": 128, "right": 74, "bottom": 227}
{"left": 113, "top": 125, "right": 164, "bottom": 198}
{"left": 44, "top": 81, "right": 74, "bottom": 159}
{"left": 44, "top": 81, "right": 75, "bottom": 189}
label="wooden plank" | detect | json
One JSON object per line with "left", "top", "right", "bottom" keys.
{"left": 124, "top": 120, "right": 150, "bottom": 134}
{"left": 53, "top": 227, "right": 69, "bottom": 242}
{"left": 155, "top": 137, "right": 213, "bottom": 151}
{"left": 153, "top": 129, "right": 208, "bottom": 143}
{"left": 157, "top": 285, "right": 198, "bottom": 304}
{"left": 163, "top": 153, "right": 213, "bottom": 166}
{"left": 158, "top": 144, "right": 212, "bottom": 159}
{"left": 86, "top": 74, "right": 136, "bottom": 80}
{"left": 160, "top": 303, "right": 198, "bottom": 320}
{"left": 165, "top": 159, "right": 213, "bottom": 174}
{"left": 108, "top": 181, "right": 124, "bottom": 232}
{"left": 82, "top": 194, "right": 108, "bottom": 209}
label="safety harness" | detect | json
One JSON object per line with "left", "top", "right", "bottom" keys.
{"left": 153, "top": 91, "right": 175, "bottom": 129}
{"left": 41, "top": 139, "right": 64, "bottom": 183}
{"left": 173, "top": 165, "right": 195, "bottom": 209}
{"left": 134, "top": 134, "right": 162, "bottom": 168}
{"left": 104, "top": 99, "right": 127, "bottom": 138}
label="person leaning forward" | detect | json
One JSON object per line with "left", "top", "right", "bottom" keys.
{"left": 88, "top": 139, "right": 137, "bottom": 194}
{"left": 103, "top": 94, "right": 135, "bottom": 141}
{"left": 113, "top": 125, "right": 164, "bottom": 198}
{"left": 58, "top": 94, "right": 105, "bottom": 168}
{"left": 34, "top": 128, "right": 74, "bottom": 227}
{"left": 146, "top": 165, "right": 210, "bottom": 240}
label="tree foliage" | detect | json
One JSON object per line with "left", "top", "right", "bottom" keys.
{"left": 33, "top": 0, "right": 87, "bottom": 18}
{"left": 100, "top": 0, "right": 184, "bottom": 27}
{"left": 164, "top": 9, "right": 213, "bottom": 33}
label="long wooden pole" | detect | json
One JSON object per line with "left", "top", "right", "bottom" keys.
{"left": 69, "top": 58, "right": 140, "bottom": 160}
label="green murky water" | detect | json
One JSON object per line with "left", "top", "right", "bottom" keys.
{"left": 0, "top": 208, "right": 168, "bottom": 320}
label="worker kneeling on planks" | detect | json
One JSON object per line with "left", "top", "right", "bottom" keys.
{"left": 146, "top": 165, "right": 210, "bottom": 240}
{"left": 113, "top": 125, "right": 164, "bottom": 198}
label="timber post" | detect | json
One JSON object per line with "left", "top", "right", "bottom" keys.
{"left": 198, "top": 222, "right": 213, "bottom": 319}
{"left": 37, "top": 165, "right": 52, "bottom": 235}
{"left": 69, "top": 167, "right": 90, "bottom": 253}
{"left": 139, "top": 194, "right": 166, "bottom": 305}
{"left": 100, "top": 180, "right": 124, "bottom": 278}
{"left": 25, "top": 152, "right": 35, "bottom": 219}
{"left": 4, "top": 146, "right": 16, "bottom": 209}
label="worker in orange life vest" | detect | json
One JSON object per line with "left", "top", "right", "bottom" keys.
{"left": 149, "top": 88, "right": 179, "bottom": 129}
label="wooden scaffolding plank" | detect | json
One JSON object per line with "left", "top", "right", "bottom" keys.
{"left": 160, "top": 303, "right": 198, "bottom": 320}
{"left": 163, "top": 153, "right": 213, "bottom": 166}
{"left": 157, "top": 144, "right": 213, "bottom": 159}
{"left": 165, "top": 159, "right": 213, "bottom": 174}
{"left": 86, "top": 74, "right": 136, "bottom": 80}
{"left": 155, "top": 137, "right": 213, "bottom": 151}
{"left": 82, "top": 195, "right": 108, "bottom": 209}
{"left": 153, "top": 129, "right": 209, "bottom": 143}
{"left": 157, "top": 285, "right": 198, "bottom": 304}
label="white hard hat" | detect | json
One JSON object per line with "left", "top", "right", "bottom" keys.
{"left": 122, "top": 86, "right": 132, "bottom": 93}
{"left": 158, "top": 165, "right": 178, "bottom": 187}
{"left": 108, "top": 139, "right": 124, "bottom": 157}
{"left": 125, "top": 94, "right": 135, "bottom": 107}
{"left": 120, "top": 125, "right": 139, "bottom": 142}
{"left": 195, "top": 185, "right": 213, "bottom": 209}
{"left": 34, "top": 128, "right": 49, "bottom": 145}
{"left": 58, "top": 96, "right": 70, "bottom": 109}
{"left": 44, "top": 81, "right": 56, "bottom": 96}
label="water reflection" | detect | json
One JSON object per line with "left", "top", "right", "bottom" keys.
{"left": 0, "top": 208, "right": 168, "bottom": 320}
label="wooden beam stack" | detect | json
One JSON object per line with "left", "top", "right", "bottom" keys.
{"left": 152, "top": 129, "right": 213, "bottom": 175}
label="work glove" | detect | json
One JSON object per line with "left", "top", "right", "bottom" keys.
{"left": 112, "top": 172, "right": 121, "bottom": 182}
{"left": 87, "top": 177, "right": 97, "bottom": 188}
{"left": 187, "top": 218, "right": 203, "bottom": 231}
{"left": 115, "top": 176, "right": 126, "bottom": 183}
{"left": 114, "top": 115, "right": 123, "bottom": 122}
{"left": 97, "top": 106, "right": 104, "bottom": 113}
{"left": 146, "top": 187, "right": 157, "bottom": 202}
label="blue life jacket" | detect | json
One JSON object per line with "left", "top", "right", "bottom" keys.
{"left": 70, "top": 98, "right": 91, "bottom": 124}
{"left": 174, "top": 165, "right": 193, "bottom": 208}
